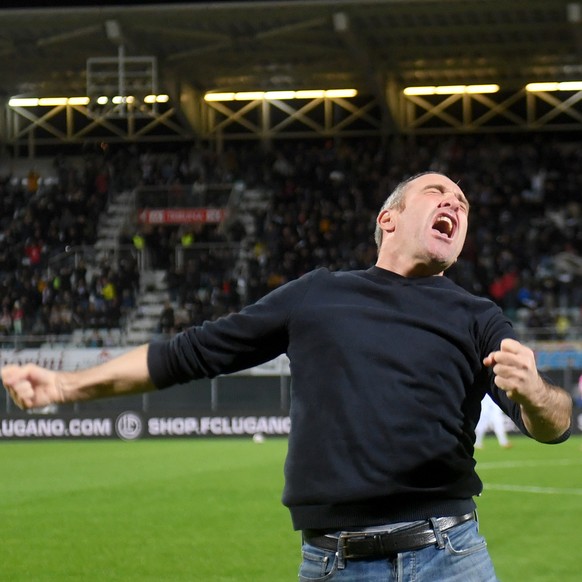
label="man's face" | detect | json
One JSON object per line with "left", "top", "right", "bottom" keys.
{"left": 382, "top": 173, "right": 469, "bottom": 275}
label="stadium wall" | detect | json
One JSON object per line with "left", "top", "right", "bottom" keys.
{"left": 0, "top": 348, "right": 579, "bottom": 440}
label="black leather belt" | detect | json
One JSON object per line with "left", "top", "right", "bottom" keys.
{"left": 303, "top": 512, "right": 476, "bottom": 560}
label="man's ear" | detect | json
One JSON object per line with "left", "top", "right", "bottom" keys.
{"left": 377, "top": 209, "right": 396, "bottom": 234}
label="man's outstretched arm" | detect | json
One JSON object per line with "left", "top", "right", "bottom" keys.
{"left": 2, "top": 344, "right": 155, "bottom": 410}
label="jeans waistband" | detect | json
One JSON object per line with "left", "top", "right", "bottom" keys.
{"left": 302, "top": 512, "right": 477, "bottom": 560}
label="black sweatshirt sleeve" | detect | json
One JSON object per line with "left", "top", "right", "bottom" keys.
{"left": 147, "top": 270, "right": 314, "bottom": 388}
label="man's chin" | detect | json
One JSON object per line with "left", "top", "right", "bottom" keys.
{"left": 426, "top": 246, "right": 458, "bottom": 271}
{"left": 426, "top": 256, "right": 456, "bottom": 276}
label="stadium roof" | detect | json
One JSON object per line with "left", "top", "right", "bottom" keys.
{"left": 0, "top": 0, "right": 580, "bottom": 100}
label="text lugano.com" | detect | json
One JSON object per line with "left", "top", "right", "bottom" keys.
{"left": 0, "top": 415, "right": 291, "bottom": 438}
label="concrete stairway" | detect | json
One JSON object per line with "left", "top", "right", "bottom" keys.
{"left": 94, "top": 190, "right": 134, "bottom": 254}
{"left": 124, "top": 270, "right": 170, "bottom": 345}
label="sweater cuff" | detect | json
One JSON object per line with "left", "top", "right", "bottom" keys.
{"left": 146, "top": 341, "right": 173, "bottom": 389}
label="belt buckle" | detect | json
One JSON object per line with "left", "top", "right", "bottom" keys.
{"left": 339, "top": 531, "right": 384, "bottom": 560}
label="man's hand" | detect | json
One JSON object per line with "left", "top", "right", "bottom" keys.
{"left": 1, "top": 364, "right": 63, "bottom": 410}
{"left": 483, "top": 338, "right": 542, "bottom": 405}
{"left": 483, "top": 338, "right": 572, "bottom": 442}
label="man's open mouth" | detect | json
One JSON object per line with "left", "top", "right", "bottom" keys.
{"left": 432, "top": 214, "right": 456, "bottom": 238}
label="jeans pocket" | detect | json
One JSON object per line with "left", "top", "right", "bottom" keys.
{"left": 298, "top": 543, "right": 339, "bottom": 581}
{"left": 443, "top": 520, "right": 488, "bottom": 557}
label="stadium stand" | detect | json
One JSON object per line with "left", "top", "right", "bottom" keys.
{"left": 0, "top": 133, "right": 581, "bottom": 348}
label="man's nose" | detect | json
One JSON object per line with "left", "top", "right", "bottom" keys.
{"left": 439, "top": 193, "right": 460, "bottom": 209}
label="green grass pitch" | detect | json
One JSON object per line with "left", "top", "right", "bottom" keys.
{"left": 1, "top": 435, "right": 580, "bottom": 581}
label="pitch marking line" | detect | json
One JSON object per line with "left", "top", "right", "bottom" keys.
{"left": 478, "top": 459, "right": 582, "bottom": 495}
{"left": 482, "top": 483, "right": 582, "bottom": 495}
{"left": 477, "top": 458, "right": 578, "bottom": 470}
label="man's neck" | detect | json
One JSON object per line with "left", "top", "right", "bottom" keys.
{"left": 375, "top": 257, "right": 444, "bottom": 278}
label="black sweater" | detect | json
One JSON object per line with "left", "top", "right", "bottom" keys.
{"left": 147, "top": 266, "right": 545, "bottom": 530}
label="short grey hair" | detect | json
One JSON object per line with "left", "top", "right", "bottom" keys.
{"left": 374, "top": 171, "right": 448, "bottom": 250}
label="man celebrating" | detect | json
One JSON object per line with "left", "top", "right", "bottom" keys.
{"left": 2, "top": 172, "right": 572, "bottom": 581}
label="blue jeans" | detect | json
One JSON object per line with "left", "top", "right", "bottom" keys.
{"left": 298, "top": 519, "right": 499, "bottom": 581}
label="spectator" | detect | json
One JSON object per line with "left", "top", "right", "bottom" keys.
{"left": 85, "top": 329, "right": 104, "bottom": 348}
{"left": 11, "top": 301, "right": 24, "bottom": 335}
{"left": 158, "top": 301, "right": 175, "bottom": 334}
{"left": 0, "top": 305, "right": 12, "bottom": 334}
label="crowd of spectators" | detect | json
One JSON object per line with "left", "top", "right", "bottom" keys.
{"left": 1, "top": 132, "right": 581, "bottom": 344}
{"left": 241, "top": 134, "right": 582, "bottom": 341}
{"left": 0, "top": 146, "right": 140, "bottom": 344}
{"left": 0, "top": 140, "right": 245, "bottom": 344}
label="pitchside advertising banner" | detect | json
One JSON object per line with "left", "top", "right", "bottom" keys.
{"left": 0, "top": 412, "right": 291, "bottom": 441}
{"left": 0, "top": 347, "right": 291, "bottom": 441}
{"left": 1, "top": 347, "right": 581, "bottom": 439}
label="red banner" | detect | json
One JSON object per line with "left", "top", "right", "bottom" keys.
{"left": 137, "top": 208, "right": 226, "bottom": 224}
